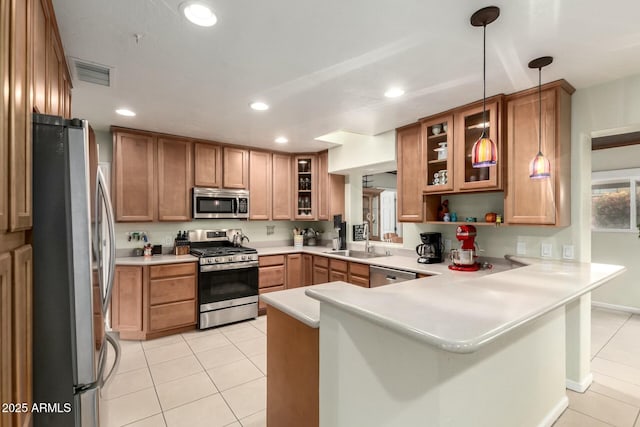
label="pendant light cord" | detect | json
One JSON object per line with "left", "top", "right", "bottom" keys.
{"left": 482, "top": 23, "right": 487, "bottom": 137}
{"left": 538, "top": 67, "right": 542, "bottom": 153}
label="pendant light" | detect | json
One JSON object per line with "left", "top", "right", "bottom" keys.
{"left": 470, "top": 6, "right": 500, "bottom": 168}
{"left": 528, "top": 56, "right": 553, "bottom": 179}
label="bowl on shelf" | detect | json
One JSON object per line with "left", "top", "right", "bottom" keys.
{"left": 432, "top": 124, "right": 442, "bottom": 135}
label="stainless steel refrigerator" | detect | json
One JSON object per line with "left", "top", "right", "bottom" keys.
{"left": 32, "top": 114, "right": 120, "bottom": 426}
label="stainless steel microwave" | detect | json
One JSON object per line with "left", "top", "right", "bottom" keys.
{"left": 193, "top": 187, "right": 250, "bottom": 219}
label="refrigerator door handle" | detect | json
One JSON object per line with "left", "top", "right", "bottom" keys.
{"left": 100, "top": 332, "right": 120, "bottom": 388}
{"left": 97, "top": 168, "right": 117, "bottom": 313}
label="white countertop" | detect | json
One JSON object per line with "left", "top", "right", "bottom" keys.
{"left": 305, "top": 259, "right": 625, "bottom": 354}
{"left": 115, "top": 254, "right": 198, "bottom": 265}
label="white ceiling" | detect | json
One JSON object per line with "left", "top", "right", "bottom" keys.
{"left": 52, "top": 0, "right": 640, "bottom": 153}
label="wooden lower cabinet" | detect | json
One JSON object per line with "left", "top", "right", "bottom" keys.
{"left": 302, "top": 254, "right": 313, "bottom": 286}
{"left": 312, "top": 256, "right": 329, "bottom": 285}
{"left": 329, "top": 258, "right": 348, "bottom": 282}
{"left": 12, "top": 245, "right": 32, "bottom": 427}
{"left": 286, "top": 254, "right": 302, "bottom": 289}
{"left": 259, "top": 255, "right": 286, "bottom": 314}
{"left": 348, "top": 261, "right": 370, "bottom": 287}
{"left": 0, "top": 253, "right": 12, "bottom": 427}
{"left": 266, "top": 306, "right": 318, "bottom": 427}
{"left": 112, "top": 262, "right": 197, "bottom": 340}
{"left": 112, "top": 266, "right": 143, "bottom": 337}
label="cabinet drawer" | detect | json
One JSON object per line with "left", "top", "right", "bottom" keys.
{"left": 259, "top": 285, "right": 285, "bottom": 311}
{"left": 149, "top": 300, "right": 196, "bottom": 331}
{"left": 259, "top": 265, "right": 285, "bottom": 288}
{"left": 150, "top": 276, "right": 196, "bottom": 305}
{"left": 350, "top": 275, "right": 370, "bottom": 288}
{"left": 330, "top": 271, "right": 348, "bottom": 282}
{"left": 313, "top": 256, "right": 328, "bottom": 268}
{"left": 150, "top": 262, "right": 196, "bottom": 279}
{"left": 349, "top": 262, "right": 369, "bottom": 278}
{"left": 259, "top": 255, "right": 285, "bottom": 267}
{"left": 329, "top": 259, "right": 348, "bottom": 273}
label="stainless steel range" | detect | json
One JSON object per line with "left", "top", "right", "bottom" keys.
{"left": 189, "top": 229, "right": 259, "bottom": 329}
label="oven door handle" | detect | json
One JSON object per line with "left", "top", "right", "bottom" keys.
{"left": 200, "top": 261, "right": 258, "bottom": 272}
{"left": 234, "top": 197, "right": 240, "bottom": 217}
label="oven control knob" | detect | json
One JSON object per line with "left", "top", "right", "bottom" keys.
{"left": 215, "top": 257, "right": 222, "bottom": 263}
{"left": 241, "top": 255, "right": 246, "bottom": 260}
{"left": 228, "top": 256, "right": 234, "bottom": 262}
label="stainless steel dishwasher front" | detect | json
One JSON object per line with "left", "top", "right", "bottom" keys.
{"left": 369, "top": 265, "right": 417, "bottom": 287}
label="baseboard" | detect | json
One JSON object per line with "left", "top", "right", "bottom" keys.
{"left": 592, "top": 301, "right": 640, "bottom": 315}
{"left": 537, "top": 396, "right": 569, "bottom": 427}
{"left": 566, "top": 373, "right": 593, "bottom": 393}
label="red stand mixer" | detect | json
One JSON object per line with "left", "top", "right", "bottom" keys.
{"left": 448, "top": 225, "right": 480, "bottom": 271}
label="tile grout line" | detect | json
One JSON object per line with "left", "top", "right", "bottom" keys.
{"left": 140, "top": 335, "right": 191, "bottom": 427}
{"left": 565, "top": 407, "right": 617, "bottom": 427}
{"left": 591, "top": 313, "right": 634, "bottom": 361}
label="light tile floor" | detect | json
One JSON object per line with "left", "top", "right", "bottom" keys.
{"left": 100, "top": 308, "right": 640, "bottom": 426}
{"left": 100, "top": 316, "right": 267, "bottom": 427}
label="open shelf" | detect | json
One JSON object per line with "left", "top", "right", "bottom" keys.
{"left": 427, "top": 132, "right": 448, "bottom": 140}
{"left": 428, "top": 159, "right": 447, "bottom": 164}
{"left": 426, "top": 221, "right": 505, "bottom": 226}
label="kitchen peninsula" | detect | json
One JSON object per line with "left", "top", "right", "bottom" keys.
{"left": 261, "top": 258, "right": 625, "bottom": 427}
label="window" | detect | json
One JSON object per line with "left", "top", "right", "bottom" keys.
{"left": 591, "top": 169, "right": 640, "bottom": 232}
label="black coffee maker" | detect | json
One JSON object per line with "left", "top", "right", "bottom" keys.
{"left": 416, "top": 232, "right": 443, "bottom": 264}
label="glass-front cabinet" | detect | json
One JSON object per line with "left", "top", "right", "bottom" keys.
{"left": 294, "top": 155, "right": 316, "bottom": 219}
{"left": 453, "top": 98, "right": 502, "bottom": 191}
{"left": 421, "top": 115, "right": 454, "bottom": 193}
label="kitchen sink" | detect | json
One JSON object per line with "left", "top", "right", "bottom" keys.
{"left": 323, "top": 249, "right": 389, "bottom": 259}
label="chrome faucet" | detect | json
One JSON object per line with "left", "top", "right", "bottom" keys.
{"left": 363, "top": 222, "right": 372, "bottom": 253}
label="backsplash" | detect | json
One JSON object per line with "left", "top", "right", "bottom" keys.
{"left": 115, "top": 220, "right": 334, "bottom": 254}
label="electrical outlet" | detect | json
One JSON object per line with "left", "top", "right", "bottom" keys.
{"left": 562, "top": 245, "right": 575, "bottom": 260}
{"left": 541, "top": 243, "right": 553, "bottom": 258}
{"left": 516, "top": 242, "right": 526, "bottom": 255}
{"left": 444, "top": 239, "right": 452, "bottom": 252}
{"left": 163, "top": 236, "right": 173, "bottom": 246}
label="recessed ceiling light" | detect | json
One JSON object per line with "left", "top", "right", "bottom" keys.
{"left": 180, "top": 1, "right": 217, "bottom": 27}
{"left": 250, "top": 101, "right": 269, "bottom": 111}
{"left": 384, "top": 87, "right": 405, "bottom": 98}
{"left": 115, "top": 108, "right": 136, "bottom": 117}
{"left": 275, "top": 136, "right": 288, "bottom": 144}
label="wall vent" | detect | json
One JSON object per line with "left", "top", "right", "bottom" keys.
{"left": 71, "top": 58, "right": 112, "bottom": 87}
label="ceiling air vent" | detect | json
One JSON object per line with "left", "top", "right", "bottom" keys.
{"left": 71, "top": 58, "right": 112, "bottom": 87}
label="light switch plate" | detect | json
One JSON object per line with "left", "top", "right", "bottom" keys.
{"left": 563, "top": 245, "right": 575, "bottom": 260}
{"left": 444, "top": 239, "right": 452, "bottom": 252}
{"left": 541, "top": 243, "right": 553, "bottom": 258}
{"left": 516, "top": 242, "right": 526, "bottom": 255}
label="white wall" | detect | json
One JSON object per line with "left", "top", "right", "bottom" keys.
{"left": 327, "top": 130, "right": 396, "bottom": 173}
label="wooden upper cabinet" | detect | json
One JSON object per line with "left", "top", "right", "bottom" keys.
{"left": 317, "top": 151, "right": 329, "bottom": 220}
{"left": 113, "top": 131, "right": 155, "bottom": 222}
{"left": 194, "top": 142, "right": 221, "bottom": 188}
{"left": 421, "top": 114, "right": 454, "bottom": 194}
{"left": 397, "top": 124, "right": 423, "bottom": 222}
{"left": 453, "top": 97, "right": 502, "bottom": 192}
{"left": 223, "top": 147, "right": 249, "bottom": 189}
{"left": 294, "top": 155, "right": 317, "bottom": 220}
{"left": 272, "top": 153, "right": 292, "bottom": 220}
{"left": 9, "top": 0, "right": 32, "bottom": 231}
{"left": 32, "top": 0, "right": 49, "bottom": 114}
{"left": 504, "top": 81, "right": 573, "bottom": 226}
{"left": 47, "top": 24, "right": 63, "bottom": 117}
{"left": 249, "top": 150, "right": 272, "bottom": 220}
{"left": 0, "top": 0, "right": 8, "bottom": 232}
{"left": 157, "top": 137, "right": 193, "bottom": 221}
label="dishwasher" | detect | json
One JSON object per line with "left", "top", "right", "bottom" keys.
{"left": 369, "top": 266, "right": 417, "bottom": 287}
